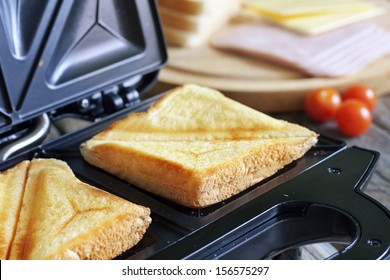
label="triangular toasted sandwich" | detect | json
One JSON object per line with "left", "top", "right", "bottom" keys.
{"left": 80, "top": 84, "right": 318, "bottom": 208}
{"left": 0, "top": 158, "right": 150, "bottom": 260}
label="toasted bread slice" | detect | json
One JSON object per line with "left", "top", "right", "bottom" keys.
{"left": 7, "top": 159, "right": 151, "bottom": 260}
{"left": 80, "top": 84, "right": 318, "bottom": 208}
{"left": 0, "top": 161, "right": 29, "bottom": 259}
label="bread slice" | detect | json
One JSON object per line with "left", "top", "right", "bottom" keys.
{"left": 159, "top": 6, "right": 212, "bottom": 33}
{"left": 0, "top": 161, "right": 29, "bottom": 259}
{"left": 158, "top": 0, "right": 242, "bottom": 47}
{"left": 2, "top": 158, "right": 150, "bottom": 260}
{"left": 80, "top": 84, "right": 318, "bottom": 208}
{"left": 158, "top": 0, "right": 223, "bottom": 15}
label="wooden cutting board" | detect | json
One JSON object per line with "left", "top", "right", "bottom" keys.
{"left": 157, "top": 4, "right": 390, "bottom": 113}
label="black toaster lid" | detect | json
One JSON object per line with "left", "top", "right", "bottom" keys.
{"left": 0, "top": 0, "right": 167, "bottom": 133}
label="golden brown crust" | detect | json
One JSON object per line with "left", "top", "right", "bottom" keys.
{"left": 80, "top": 141, "right": 199, "bottom": 207}
{"left": 47, "top": 210, "right": 151, "bottom": 260}
{"left": 196, "top": 137, "right": 318, "bottom": 206}
{"left": 81, "top": 137, "right": 316, "bottom": 208}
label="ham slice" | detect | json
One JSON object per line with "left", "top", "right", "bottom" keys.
{"left": 210, "top": 22, "right": 390, "bottom": 77}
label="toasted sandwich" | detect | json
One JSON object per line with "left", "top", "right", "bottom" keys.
{"left": 0, "top": 158, "right": 151, "bottom": 260}
{"left": 80, "top": 84, "right": 318, "bottom": 208}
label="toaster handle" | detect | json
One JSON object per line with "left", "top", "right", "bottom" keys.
{"left": 309, "top": 147, "right": 390, "bottom": 260}
{"left": 266, "top": 146, "right": 390, "bottom": 260}
{"left": 213, "top": 146, "right": 390, "bottom": 260}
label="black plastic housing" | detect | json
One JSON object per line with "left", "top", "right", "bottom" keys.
{"left": 0, "top": 0, "right": 167, "bottom": 134}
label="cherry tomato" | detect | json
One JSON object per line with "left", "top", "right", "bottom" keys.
{"left": 343, "top": 85, "right": 377, "bottom": 111}
{"left": 335, "top": 99, "right": 372, "bottom": 136}
{"left": 304, "top": 88, "right": 342, "bottom": 122}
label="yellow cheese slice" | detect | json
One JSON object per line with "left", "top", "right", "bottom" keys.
{"left": 265, "top": 7, "right": 385, "bottom": 35}
{"left": 243, "top": 0, "right": 385, "bottom": 35}
{"left": 243, "top": 0, "right": 377, "bottom": 17}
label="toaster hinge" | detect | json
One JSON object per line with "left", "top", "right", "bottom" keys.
{"left": 0, "top": 113, "right": 50, "bottom": 161}
{"left": 50, "top": 76, "right": 142, "bottom": 121}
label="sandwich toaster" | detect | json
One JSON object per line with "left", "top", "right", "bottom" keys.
{"left": 0, "top": 0, "right": 389, "bottom": 259}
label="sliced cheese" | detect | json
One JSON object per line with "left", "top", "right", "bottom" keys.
{"left": 265, "top": 6, "right": 385, "bottom": 35}
{"left": 244, "top": 0, "right": 377, "bottom": 17}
